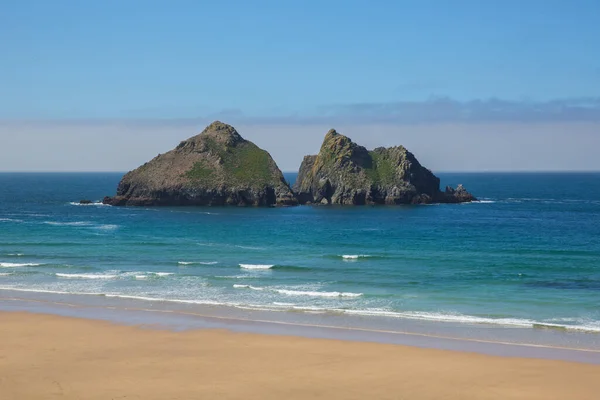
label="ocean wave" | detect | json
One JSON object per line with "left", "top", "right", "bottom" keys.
{"left": 0, "top": 272, "right": 12, "bottom": 276}
{"left": 135, "top": 272, "right": 174, "bottom": 279}
{"left": 471, "top": 200, "right": 496, "bottom": 204}
{"left": 0, "top": 218, "right": 23, "bottom": 223}
{"left": 102, "top": 294, "right": 240, "bottom": 307}
{"left": 334, "top": 309, "right": 600, "bottom": 332}
{"left": 197, "top": 242, "right": 265, "bottom": 251}
{"left": 56, "top": 273, "right": 118, "bottom": 280}
{"left": 44, "top": 221, "right": 93, "bottom": 227}
{"left": 232, "top": 284, "right": 362, "bottom": 298}
{"left": 214, "top": 275, "right": 253, "bottom": 279}
{"left": 240, "top": 264, "right": 274, "bottom": 270}
{"left": 68, "top": 201, "right": 110, "bottom": 207}
{"left": 94, "top": 224, "right": 119, "bottom": 231}
{"left": 341, "top": 255, "right": 371, "bottom": 260}
{"left": 178, "top": 261, "right": 218, "bottom": 265}
{"left": 235, "top": 245, "right": 266, "bottom": 251}
{"left": 0, "top": 262, "right": 41, "bottom": 268}
{"left": 233, "top": 284, "right": 264, "bottom": 291}
{"left": 1, "top": 285, "right": 599, "bottom": 333}
{"left": 0, "top": 287, "right": 91, "bottom": 295}
{"left": 6, "top": 253, "right": 24, "bottom": 257}
{"left": 275, "top": 289, "right": 363, "bottom": 298}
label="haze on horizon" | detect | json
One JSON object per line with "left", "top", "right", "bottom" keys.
{"left": 1, "top": 0, "right": 599, "bottom": 173}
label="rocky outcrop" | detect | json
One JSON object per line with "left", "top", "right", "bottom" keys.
{"left": 103, "top": 121, "right": 297, "bottom": 207}
{"left": 293, "top": 129, "right": 476, "bottom": 205}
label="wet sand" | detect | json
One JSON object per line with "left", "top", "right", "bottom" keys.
{"left": 1, "top": 312, "right": 599, "bottom": 399}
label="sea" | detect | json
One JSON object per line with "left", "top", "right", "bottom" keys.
{"left": 1, "top": 172, "right": 600, "bottom": 357}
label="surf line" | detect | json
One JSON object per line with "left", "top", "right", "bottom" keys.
{"left": 1, "top": 294, "right": 600, "bottom": 355}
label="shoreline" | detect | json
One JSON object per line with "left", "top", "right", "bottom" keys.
{"left": 2, "top": 311, "right": 600, "bottom": 399}
{"left": 2, "top": 290, "right": 600, "bottom": 365}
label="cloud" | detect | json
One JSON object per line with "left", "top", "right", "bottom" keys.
{"left": 313, "top": 97, "right": 600, "bottom": 124}
{"left": 2, "top": 97, "right": 600, "bottom": 127}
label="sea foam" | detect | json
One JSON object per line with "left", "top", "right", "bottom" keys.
{"left": 44, "top": 221, "right": 92, "bottom": 227}
{"left": 68, "top": 201, "right": 110, "bottom": 207}
{"left": 56, "top": 273, "right": 118, "bottom": 280}
{"left": 0, "top": 218, "right": 23, "bottom": 223}
{"left": 341, "top": 255, "right": 370, "bottom": 260}
{"left": 0, "top": 262, "right": 41, "bottom": 268}
{"left": 239, "top": 264, "right": 274, "bottom": 270}
{"left": 275, "top": 289, "right": 363, "bottom": 298}
{"left": 94, "top": 224, "right": 119, "bottom": 231}
{"left": 178, "top": 261, "right": 218, "bottom": 265}
{"left": 233, "top": 284, "right": 264, "bottom": 291}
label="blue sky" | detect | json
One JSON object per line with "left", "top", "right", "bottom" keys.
{"left": 1, "top": 1, "right": 599, "bottom": 171}
{"left": 2, "top": 0, "right": 599, "bottom": 119}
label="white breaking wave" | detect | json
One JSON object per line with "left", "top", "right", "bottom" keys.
{"left": 239, "top": 264, "right": 274, "bottom": 270}
{"left": 233, "top": 284, "right": 264, "bottom": 291}
{"left": 341, "top": 255, "right": 370, "bottom": 260}
{"left": 0, "top": 262, "right": 41, "bottom": 268}
{"left": 7, "top": 253, "right": 24, "bottom": 256}
{"left": 94, "top": 224, "right": 119, "bottom": 231}
{"left": 69, "top": 201, "right": 110, "bottom": 207}
{"left": 232, "top": 284, "right": 361, "bottom": 298}
{"left": 0, "top": 218, "right": 23, "bottom": 222}
{"left": 235, "top": 245, "right": 265, "bottom": 250}
{"left": 0, "top": 272, "right": 12, "bottom": 276}
{"left": 1, "top": 285, "right": 599, "bottom": 333}
{"left": 178, "top": 261, "right": 218, "bottom": 265}
{"left": 56, "top": 273, "right": 118, "bottom": 280}
{"left": 44, "top": 221, "right": 92, "bottom": 227}
{"left": 340, "top": 309, "right": 539, "bottom": 328}
{"left": 134, "top": 272, "right": 174, "bottom": 280}
{"left": 275, "top": 289, "right": 363, "bottom": 298}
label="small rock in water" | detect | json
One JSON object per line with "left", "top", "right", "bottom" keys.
{"left": 79, "top": 200, "right": 93, "bottom": 205}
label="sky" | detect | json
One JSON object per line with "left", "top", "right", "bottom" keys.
{"left": 1, "top": 0, "right": 599, "bottom": 171}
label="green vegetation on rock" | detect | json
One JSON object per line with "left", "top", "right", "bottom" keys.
{"left": 185, "top": 160, "right": 214, "bottom": 184}
{"left": 364, "top": 151, "right": 396, "bottom": 186}
{"left": 225, "top": 143, "right": 273, "bottom": 186}
{"left": 185, "top": 141, "right": 273, "bottom": 187}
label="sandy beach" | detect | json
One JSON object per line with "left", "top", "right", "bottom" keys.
{"left": 0, "top": 312, "right": 599, "bottom": 399}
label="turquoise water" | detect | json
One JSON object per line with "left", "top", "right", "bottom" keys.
{"left": 1, "top": 172, "right": 599, "bottom": 334}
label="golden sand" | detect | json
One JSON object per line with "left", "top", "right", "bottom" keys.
{"left": 1, "top": 312, "right": 599, "bottom": 399}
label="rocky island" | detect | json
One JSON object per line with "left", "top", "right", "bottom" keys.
{"left": 293, "top": 129, "right": 476, "bottom": 205}
{"left": 103, "top": 121, "right": 297, "bottom": 206}
{"left": 104, "top": 122, "right": 475, "bottom": 207}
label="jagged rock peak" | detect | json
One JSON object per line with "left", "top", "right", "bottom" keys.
{"left": 194, "top": 120, "right": 244, "bottom": 145}
{"left": 293, "top": 128, "right": 476, "bottom": 205}
{"left": 202, "top": 120, "right": 241, "bottom": 137}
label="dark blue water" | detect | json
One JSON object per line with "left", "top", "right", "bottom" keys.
{"left": 1, "top": 172, "right": 599, "bottom": 334}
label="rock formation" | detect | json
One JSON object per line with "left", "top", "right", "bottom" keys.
{"left": 103, "top": 121, "right": 297, "bottom": 206}
{"left": 293, "top": 129, "right": 476, "bottom": 205}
